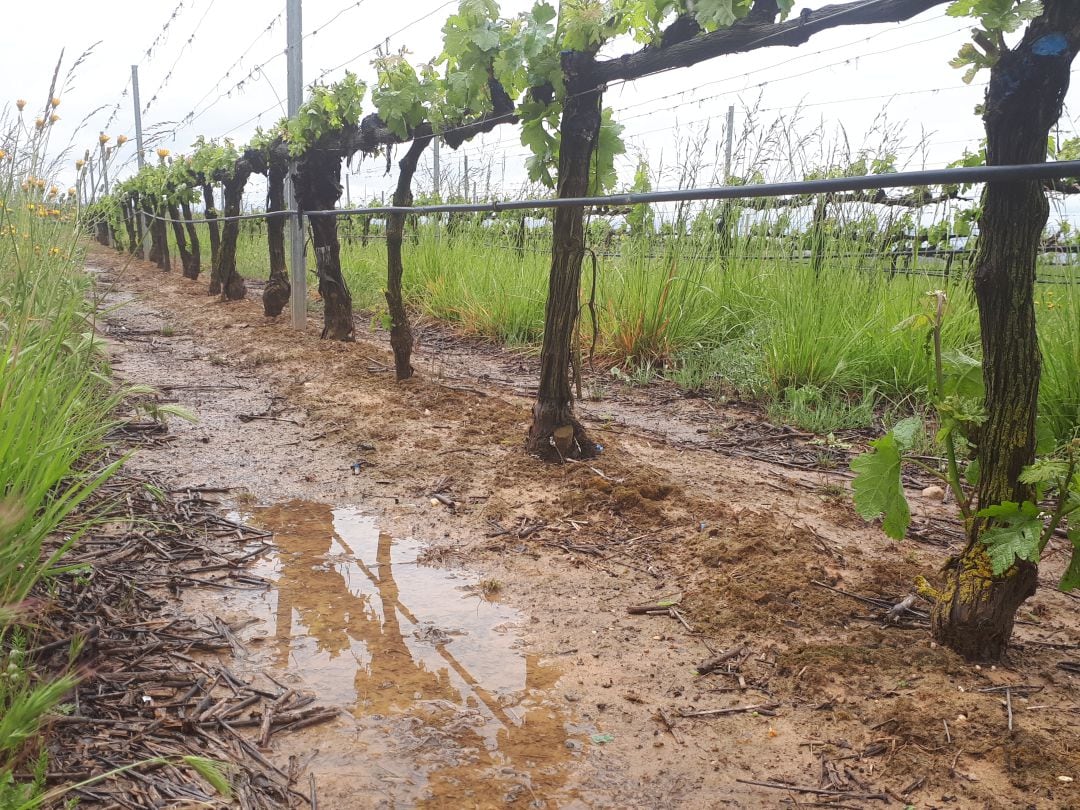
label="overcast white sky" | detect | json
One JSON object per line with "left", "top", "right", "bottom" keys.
{"left": 3, "top": 0, "right": 1078, "bottom": 218}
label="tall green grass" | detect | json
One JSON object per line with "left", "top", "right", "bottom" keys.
{"left": 1, "top": 102, "right": 126, "bottom": 798}
{"left": 221, "top": 211, "right": 1079, "bottom": 442}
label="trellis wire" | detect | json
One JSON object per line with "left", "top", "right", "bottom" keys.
{"left": 140, "top": 159, "right": 1080, "bottom": 225}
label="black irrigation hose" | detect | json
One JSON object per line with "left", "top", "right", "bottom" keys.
{"left": 137, "top": 160, "right": 1080, "bottom": 225}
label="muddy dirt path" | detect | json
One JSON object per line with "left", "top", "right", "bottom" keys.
{"left": 92, "top": 248, "right": 1079, "bottom": 809}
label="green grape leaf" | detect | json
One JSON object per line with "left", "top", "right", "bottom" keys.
{"left": 526, "top": 151, "right": 555, "bottom": 187}
{"left": 532, "top": 0, "right": 557, "bottom": 24}
{"left": 940, "top": 349, "right": 983, "bottom": 400}
{"left": 693, "top": 0, "right": 753, "bottom": 29}
{"left": 1018, "top": 457, "right": 1070, "bottom": 487}
{"left": 977, "top": 501, "right": 1043, "bottom": 575}
{"left": 851, "top": 432, "right": 910, "bottom": 540}
{"left": 936, "top": 395, "right": 987, "bottom": 445}
{"left": 471, "top": 27, "right": 500, "bottom": 50}
{"left": 891, "top": 416, "right": 923, "bottom": 453}
{"left": 590, "top": 107, "right": 626, "bottom": 193}
{"left": 946, "top": 0, "right": 1042, "bottom": 33}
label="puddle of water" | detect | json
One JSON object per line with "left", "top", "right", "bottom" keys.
{"left": 218, "top": 499, "right": 585, "bottom": 808}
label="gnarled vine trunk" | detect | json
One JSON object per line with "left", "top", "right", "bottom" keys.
{"left": 202, "top": 184, "right": 221, "bottom": 278}
{"left": 152, "top": 204, "right": 171, "bottom": 271}
{"left": 168, "top": 203, "right": 196, "bottom": 279}
{"left": 181, "top": 199, "right": 201, "bottom": 278}
{"left": 214, "top": 165, "right": 251, "bottom": 300}
{"left": 109, "top": 221, "right": 123, "bottom": 252}
{"left": 386, "top": 136, "right": 433, "bottom": 380}
{"left": 94, "top": 218, "right": 110, "bottom": 247}
{"left": 931, "top": 3, "right": 1080, "bottom": 661}
{"left": 263, "top": 154, "right": 291, "bottom": 317}
{"left": 148, "top": 213, "right": 162, "bottom": 265}
{"left": 294, "top": 149, "right": 353, "bottom": 341}
{"left": 133, "top": 195, "right": 148, "bottom": 257}
{"left": 122, "top": 199, "right": 137, "bottom": 255}
{"left": 526, "top": 52, "right": 601, "bottom": 461}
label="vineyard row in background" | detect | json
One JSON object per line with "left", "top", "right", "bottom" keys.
{"left": 112, "top": 177, "right": 1080, "bottom": 451}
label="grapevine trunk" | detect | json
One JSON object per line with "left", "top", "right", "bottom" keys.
{"left": 294, "top": 149, "right": 353, "bottom": 341}
{"left": 202, "top": 184, "right": 221, "bottom": 279}
{"left": 527, "top": 53, "right": 601, "bottom": 460}
{"left": 386, "top": 136, "right": 432, "bottom": 381}
{"left": 263, "top": 156, "right": 291, "bottom": 317}
{"left": 215, "top": 165, "right": 252, "bottom": 300}
{"left": 181, "top": 199, "right": 201, "bottom": 279}
{"left": 152, "top": 206, "right": 170, "bottom": 272}
{"left": 931, "top": 2, "right": 1080, "bottom": 661}
{"left": 168, "top": 203, "right": 196, "bottom": 280}
{"left": 122, "top": 199, "right": 137, "bottom": 255}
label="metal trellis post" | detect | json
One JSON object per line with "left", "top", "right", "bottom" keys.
{"left": 131, "top": 66, "right": 151, "bottom": 261}
{"left": 99, "top": 134, "right": 113, "bottom": 248}
{"left": 724, "top": 105, "right": 735, "bottom": 183}
{"left": 287, "top": 0, "right": 306, "bottom": 330}
{"left": 433, "top": 136, "right": 441, "bottom": 199}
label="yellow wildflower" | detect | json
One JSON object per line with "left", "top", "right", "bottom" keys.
{"left": 50, "top": 113, "right": 60, "bottom": 124}
{"left": 117, "top": 134, "right": 128, "bottom": 146}
{"left": 0, "top": 149, "right": 5, "bottom": 160}
{"left": 75, "top": 159, "right": 85, "bottom": 170}
{"left": 50, "top": 97, "right": 60, "bottom": 108}
{"left": 34, "top": 118, "right": 44, "bottom": 130}
{"left": 156, "top": 148, "right": 170, "bottom": 159}
{"left": 15, "top": 99, "right": 26, "bottom": 111}
{"left": 99, "top": 133, "right": 110, "bottom": 144}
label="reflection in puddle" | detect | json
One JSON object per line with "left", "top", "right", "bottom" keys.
{"left": 241, "top": 500, "right": 582, "bottom": 808}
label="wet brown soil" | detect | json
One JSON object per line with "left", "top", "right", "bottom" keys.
{"left": 91, "top": 246, "right": 1080, "bottom": 809}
